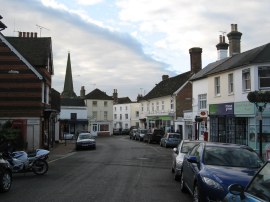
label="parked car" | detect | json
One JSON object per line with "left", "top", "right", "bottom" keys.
{"left": 135, "top": 129, "right": 149, "bottom": 141}
{"left": 160, "top": 132, "right": 181, "bottom": 148}
{"left": 113, "top": 128, "right": 121, "bottom": 135}
{"left": 171, "top": 140, "right": 204, "bottom": 181}
{"left": 0, "top": 154, "right": 12, "bottom": 193}
{"left": 129, "top": 129, "right": 138, "bottom": 140}
{"left": 76, "top": 133, "right": 96, "bottom": 150}
{"left": 121, "top": 128, "right": 130, "bottom": 135}
{"left": 180, "top": 142, "right": 264, "bottom": 202}
{"left": 63, "top": 133, "right": 74, "bottom": 140}
{"left": 224, "top": 159, "right": 270, "bottom": 202}
{"left": 143, "top": 129, "right": 164, "bottom": 144}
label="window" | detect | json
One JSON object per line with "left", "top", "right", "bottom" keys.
{"left": 228, "top": 73, "right": 234, "bottom": 94}
{"left": 114, "top": 114, "right": 117, "bottom": 119}
{"left": 93, "top": 101, "right": 97, "bottom": 107}
{"left": 114, "top": 107, "right": 116, "bottom": 111}
{"left": 162, "top": 101, "right": 165, "bottom": 110}
{"left": 170, "top": 98, "right": 174, "bottom": 110}
{"left": 104, "top": 111, "right": 108, "bottom": 120}
{"left": 156, "top": 101, "right": 159, "bottom": 111}
{"left": 104, "top": 101, "right": 107, "bottom": 107}
{"left": 147, "top": 103, "right": 150, "bottom": 112}
{"left": 120, "top": 107, "right": 122, "bottom": 111}
{"left": 125, "top": 114, "right": 128, "bottom": 119}
{"left": 92, "top": 111, "right": 97, "bottom": 119}
{"left": 70, "top": 113, "right": 77, "bottom": 120}
{"left": 198, "top": 94, "right": 207, "bottom": 110}
{"left": 125, "top": 106, "right": 128, "bottom": 110}
{"left": 258, "top": 66, "right": 270, "bottom": 89}
{"left": 136, "top": 111, "right": 139, "bottom": 117}
{"left": 141, "top": 103, "right": 144, "bottom": 112}
{"left": 242, "top": 69, "right": 251, "bottom": 91}
{"left": 152, "top": 103, "right": 154, "bottom": 111}
{"left": 120, "top": 114, "right": 122, "bottom": 120}
{"left": 215, "top": 77, "right": 220, "bottom": 96}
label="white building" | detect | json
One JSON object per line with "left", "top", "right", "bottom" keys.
{"left": 84, "top": 88, "right": 114, "bottom": 136}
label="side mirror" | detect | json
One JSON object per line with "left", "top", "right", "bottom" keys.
{"left": 173, "top": 148, "right": 178, "bottom": 154}
{"left": 228, "top": 184, "right": 245, "bottom": 200}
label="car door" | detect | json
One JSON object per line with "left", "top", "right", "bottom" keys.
{"left": 184, "top": 144, "right": 201, "bottom": 192}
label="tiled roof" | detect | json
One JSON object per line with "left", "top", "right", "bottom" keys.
{"left": 85, "top": 88, "right": 114, "bottom": 100}
{"left": 192, "top": 43, "right": 270, "bottom": 80}
{"left": 61, "top": 98, "right": 86, "bottom": 106}
{"left": 5, "top": 36, "right": 52, "bottom": 67}
{"left": 191, "top": 58, "right": 229, "bottom": 81}
{"left": 117, "top": 97, "right": 132, "bottom": 104}
{"left": 143, "top": 71, "right": 192, "bottom": 100}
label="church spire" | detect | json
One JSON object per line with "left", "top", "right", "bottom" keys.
{"left": 61, "top": 52, "right": 77, "bottom": 98}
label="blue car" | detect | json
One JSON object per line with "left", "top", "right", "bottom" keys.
{"left": 160, "top": 133, "right": 181, "bottom": 148}
{"left": 224, "top": 160, "right": 270, "bottom": 202}
{"left": 180, "top": 142, "right": 264, "bottom": 201}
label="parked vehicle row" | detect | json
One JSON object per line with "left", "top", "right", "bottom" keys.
{"left": 179, "top": 142, "right": 264, "bottom": 202}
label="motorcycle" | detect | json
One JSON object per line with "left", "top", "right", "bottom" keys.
{"left": 4, "top": 149, "right": 50, "bottom": 175}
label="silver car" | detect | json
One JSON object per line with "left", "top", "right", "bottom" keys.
{"left": 171, "top": 140, "right": 203, "bottom": 180}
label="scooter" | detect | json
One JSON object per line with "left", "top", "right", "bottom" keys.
{"left": 5, "top": 149, "right": 50, "bottom": 175}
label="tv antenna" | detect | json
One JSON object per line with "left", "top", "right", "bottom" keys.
{"left": 219, "top": 31, "right": 226, "bottom": 36}
{"left": 36, "top": 24, "right": 49, "bottom": 37}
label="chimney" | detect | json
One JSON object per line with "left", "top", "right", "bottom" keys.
{"left": 18, "top": 32, "right": 22, "bottom": 37}
{"left": 216, "top": 35, "right": 229, "bottom": 60}
{"left": 227, "top": 24, "right": 242, "bottom": 56}
{"left": 80, "top": 86, "right": 85, "bottom": 98}
{"left": 189, "top": 47, "right": 202, "bottom": 74}
{"left": 162, "top": 75, "right": 169, "bottom": 81}
{"left": 113, "top": 89, "right": 118, "bottom": 104}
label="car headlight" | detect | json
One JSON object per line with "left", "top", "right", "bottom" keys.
{"left": 176, "top": 159, "right": 183, "bottom": 167}
{"left": 202, "top": 177, "right": 223, "bottom": 190}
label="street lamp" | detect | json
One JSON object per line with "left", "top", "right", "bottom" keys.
{"left": 247, "top": 91, "right": 270, "bottom": 158}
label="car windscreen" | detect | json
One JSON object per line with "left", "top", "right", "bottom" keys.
{"left": 79, "top": 134, "right": 92, "bottom": 140}
{"left": 181, "top": 142, "right": 200, "bottom": 153}
{"left": 203, "top": 146, "right": 263, "bottom": 168}
{"left": 168, "top": 134, "right": 180, "bottom": 139}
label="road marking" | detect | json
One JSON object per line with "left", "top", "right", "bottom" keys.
{"left": 48, "top": 152, "right": 75, "bottom": 163}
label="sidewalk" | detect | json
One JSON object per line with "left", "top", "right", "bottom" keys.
{"left": 48, "top": 140, "right": 75, "bottom": 161}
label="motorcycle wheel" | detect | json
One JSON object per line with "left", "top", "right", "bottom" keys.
{"left": 0, "top": 170, "right": 12, "bottom": 192}
{"left": 32, "top": 159, "right": 48, "bottom": 175}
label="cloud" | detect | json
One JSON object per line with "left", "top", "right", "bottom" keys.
{"left": 1, "top": 0, "right": 270, "bottom": 101}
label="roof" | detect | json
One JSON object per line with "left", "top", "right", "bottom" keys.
{"left": 192, "top": 42, "right": 270, "bottom": 80}
{"left": 191, "top": 58, "right": 229, "bottom": 81}
{"left": 5, "top": 36, "right": 53, "bottom": 69}
{"left": 117, "top": 97, "right": 132, "bottom": 104}
{"left": 143, "top": 71, "right": 192, "bottom": 100}
{"left": 85, "top": 88, "right": 114, "bottom": 100}
{"left": 61, "top": 98, "right": 86, "bottom": 106}
{"left": 208, "top": 43, "right": 270, "bottom": 75}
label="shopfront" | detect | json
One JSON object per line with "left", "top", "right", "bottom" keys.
{"left": 147, "top": 115, "right": 174, "bottom": 132}
{"left": 209, "top": 101, "right": 270, "bottom": 158}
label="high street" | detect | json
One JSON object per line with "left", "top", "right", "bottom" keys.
{"left": 1, "top": 136, "right": 192, "bottom": 202}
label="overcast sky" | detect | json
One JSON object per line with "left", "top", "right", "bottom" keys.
{"left": 1, "top": 0, "right": 270, "bottom": 101}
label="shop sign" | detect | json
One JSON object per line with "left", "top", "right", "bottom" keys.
{"left": 234, "top": 101, "right": 255, "bottom": 115}
{"left": 209, "top": 103, "right": 234, "bottom": 115}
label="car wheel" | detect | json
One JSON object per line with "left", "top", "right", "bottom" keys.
{"left": 0, "top": 170, "right": 12, "bottom": 193}
{"left": 193, "top": 183, "right": 199, "bottom": 202}
{"left": 180, "top": 172, "right": 187, "bottom": 193}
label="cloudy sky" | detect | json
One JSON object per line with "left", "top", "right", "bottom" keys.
{"left": 1, "top": 0, "right": 269, "bottom": 100}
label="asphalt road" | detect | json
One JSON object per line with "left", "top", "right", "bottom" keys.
{"left": 0, "top": 136, "right": 192, "bottom": 202}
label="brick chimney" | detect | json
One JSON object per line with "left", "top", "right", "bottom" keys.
{"left": 113, "top": 89, "right": 118, "bottom": 104}
{"left": 80, "top": 86, "right": 85, "bottom": 98}
{"left": 216, "top": 35, "right": 229, "bottom": 60}
{"left": 227, "top": 24, "right": 242, "bottom": 56}
{"left": 189, "top": 47, "right": 202, "bottom": 74}
{"left": 162, "top": 75, "right": 169, "bottom": 81}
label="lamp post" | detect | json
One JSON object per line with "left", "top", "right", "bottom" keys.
{"left": 247, "top": 91, "right": 270, "bottom": 158}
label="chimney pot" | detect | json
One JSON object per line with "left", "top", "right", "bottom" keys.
{"left": 162, "top": 75, "right": 169, "bottom": 81}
